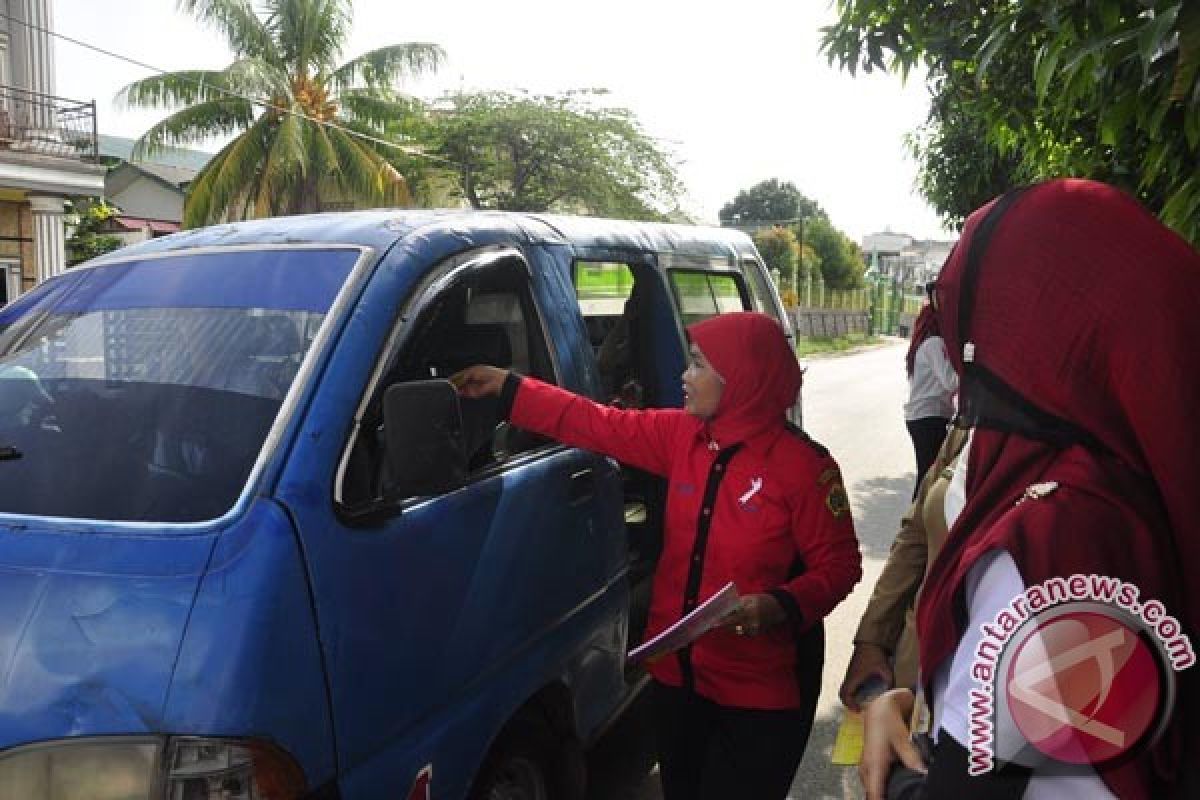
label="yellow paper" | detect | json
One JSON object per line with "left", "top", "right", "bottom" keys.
{"left": 831, "top": 709, "right": 865, "bottom": 766}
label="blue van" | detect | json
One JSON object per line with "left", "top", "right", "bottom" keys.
{"left": 0, "top": 211, "right": 796, "bottom": 799}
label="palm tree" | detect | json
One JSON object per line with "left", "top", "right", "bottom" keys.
{"left": 118, "top": 0, "right": 444, "bottom": 227}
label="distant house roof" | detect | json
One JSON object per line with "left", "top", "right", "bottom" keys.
{"left": 105, "top": 160, "right": 196, "bottom": 196}
{"left": 104, "top": 162, "right": 195, "bottom": 228}
{"left": 130, "top": 161, "right": 198, "bottom": 187}
{"left": 100, "top": 136, "right": 212, "bottom": 228}
{"left": 109, "top": 216, "right": 181, "bottom": 234}
{"left": 97, "top": 133, "right": 213, "bottom": 173}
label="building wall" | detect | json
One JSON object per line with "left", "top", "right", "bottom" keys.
{"left": 0, "top": 198, "right": 33, "bottom": 283}
{"left": 108, "top": 175, "right": 185, "bottom": 223}
{"left": 919, "top": 241, "right": 954, "bottom": 273}
{"left": 863, "top": 232, "right": 914, "bottom": 255}
{"left": 111, "top": 228, "right": 152, "bottom": 248}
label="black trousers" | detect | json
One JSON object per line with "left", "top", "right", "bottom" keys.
{"left": 652, "top": 682, "right": 816, "bottom": 800}
{"left": 906, "top": 416, "right": 950, "bottom": 499}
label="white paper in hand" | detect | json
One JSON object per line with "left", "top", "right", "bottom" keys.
{"left": 627, "top": 582, "right": 740, "bottom": 664}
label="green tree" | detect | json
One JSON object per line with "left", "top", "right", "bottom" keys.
{"left": 906, "top": 95, "right": 1033, "bottom": 229}
{"left": 66, "top": 201, "right": 123, "bottom": 266}
{"left": 719, "top": 179, "right": 827, "bottom": 227}
{"left": 118, "top": 0, "right": 444, "bottom": 227}
{"left": 752, "top": 226, "right": 800, "bottom": 297}
{"left": 803, "top": 216, "right": 865, "bottom": 289}
{"left": 822, "top": 1, "right": 1200, "bottom": 243}
{"left": 423, "top": 90, "right": 683, "bottom": 219}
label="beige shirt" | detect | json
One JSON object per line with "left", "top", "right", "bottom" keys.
{"left": 852, "top": 424, "right": 969, "bottom": 688}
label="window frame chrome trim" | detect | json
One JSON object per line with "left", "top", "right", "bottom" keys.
{"left": 333, "top": 244, "right": 562, "bottom": 511}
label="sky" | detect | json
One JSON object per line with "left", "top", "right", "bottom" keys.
{"left": 52, "top": 0, "right": 953, "bottom": 244}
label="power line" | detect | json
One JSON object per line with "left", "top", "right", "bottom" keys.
{"left": 0, "top": 10, "right": 451, "bottom": 164}
{"left": 721, "top": 217, "right": 808, "bottom": 226}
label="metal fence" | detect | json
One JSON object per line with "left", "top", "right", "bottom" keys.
{"left": 786, "top": 274, "right": 924, "bottom": 338}
{"left": 0, "top": 84, "right": 97, "bottom": 161}
{"left": 791, "top": 309, "right": 871, "bottom": 338}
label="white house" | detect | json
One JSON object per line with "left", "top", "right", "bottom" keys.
{"left": 863, "top": 230, "right": 956, "bottom": 288}
{"left": 0, "top": 0, "right": 105, "bottom": 302}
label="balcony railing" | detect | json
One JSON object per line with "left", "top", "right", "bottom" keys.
{"left": 0, "top": 84, "right": 97, "bottom": 161}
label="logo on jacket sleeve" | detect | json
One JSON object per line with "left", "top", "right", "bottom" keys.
{"left": 818, "top": 467, "right": 849, "bottom": 518}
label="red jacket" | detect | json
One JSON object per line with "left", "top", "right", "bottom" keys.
{"left": 509, "top": 312, "right": 862, "bottom": 710}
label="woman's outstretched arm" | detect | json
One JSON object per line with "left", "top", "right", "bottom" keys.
{"left": 453, "top": 365, "right": 688, "bottom": 477}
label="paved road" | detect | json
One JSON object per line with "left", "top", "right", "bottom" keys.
{"left": 588, "top": 338, "right": 915, "bottom": 800}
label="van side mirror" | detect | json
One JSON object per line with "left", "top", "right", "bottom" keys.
{"left": 382, "top": 380, "right": 467, "bottom": 499}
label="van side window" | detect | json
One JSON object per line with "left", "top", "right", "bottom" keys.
{"left": 668, "top": 270, "right": 751, "bottom": 325}
{"left": 574, "top": 261, "right": 643, "bottom": 405}
{"left": 340, "top": 256, "right": 554, "bottom": 510}
{"left": 572, "top": 259, "right": 672, "bottom": 645}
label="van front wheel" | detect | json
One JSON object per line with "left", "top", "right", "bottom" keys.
{"left": 469, "top": 717, "right": 584, "bottom": 800}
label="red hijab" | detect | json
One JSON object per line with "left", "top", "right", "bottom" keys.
{"left": 916, "top": 180, "right": 1200, "bottom": 796}
{"left": 687, "top": 311, "right": 801, "bottom": 445}
{"left": 905, "top": 303, "right": 940, "bottom": 377}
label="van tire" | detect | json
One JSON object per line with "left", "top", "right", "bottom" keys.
{"left": 469, "top": 716, "right": 585, "bottom": 800}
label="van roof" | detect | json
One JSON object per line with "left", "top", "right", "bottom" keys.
{"left": 94, "top": 210, "right": 761, "bottom": 264}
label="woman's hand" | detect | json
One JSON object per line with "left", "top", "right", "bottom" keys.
{"left": 722, "top": 593, "right": 786, "bottom": 637}
{"left": 449, "top": 365, "right": 509, "bottom": 399}
{"left": 840, "top": 642, "right": 895, "bottom": 710}
{"left": 860, "top": 688, "right": 926, "bottom": 800}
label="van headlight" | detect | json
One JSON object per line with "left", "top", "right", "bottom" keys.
{"left": 0, "top": 736, "right": 307, "bottom": 799}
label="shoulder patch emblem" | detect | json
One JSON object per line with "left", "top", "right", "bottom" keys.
{"left": 826, "top": 484, "right": 850, "bottom": 518}
{"left": 818, "top": 466, "right": 848, "bottom": 517}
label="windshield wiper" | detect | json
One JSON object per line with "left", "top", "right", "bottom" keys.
{"left": 0, "top": 445, "right": 22, "bottom": 460}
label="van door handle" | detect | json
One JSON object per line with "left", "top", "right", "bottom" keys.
{"left": 569, "top": 468, "right": 595, "bottom": 503}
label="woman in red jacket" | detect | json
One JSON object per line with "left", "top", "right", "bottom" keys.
{"left": 455, "top": 310, "right": 862, "bottom": 799}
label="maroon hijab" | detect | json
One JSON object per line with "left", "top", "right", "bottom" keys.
{"left": 916, "top": 180, "right": 1200, "bottom": 796}
{"left": 688, "top": 311, "right": 801, "bottom": 445}
{"left": 905, "top": 303, "right": 940, "bottom": 377}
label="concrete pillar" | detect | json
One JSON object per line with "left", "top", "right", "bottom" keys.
{"left": 29, "top": 194, "right": 65, "bottom": 282}
{"left": 23, "top": 0, "right": 56, "bottom": 95}
{"left": 22, "top": 0, "right": 56, "bottom": 131}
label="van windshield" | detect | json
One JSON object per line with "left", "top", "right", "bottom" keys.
{"left": 0, "top": 247, "right": 360, "bottom": 524}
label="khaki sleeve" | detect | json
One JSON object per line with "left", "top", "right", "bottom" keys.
{"left": 853, "top": 424, "right": 968, "bottom": 651}
{"left": 853, "top": 494, "right": 930, "bottom": 652}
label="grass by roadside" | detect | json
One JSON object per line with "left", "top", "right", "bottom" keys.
{"left": 795, "top": 333, "right": 883, "bottom": 358}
